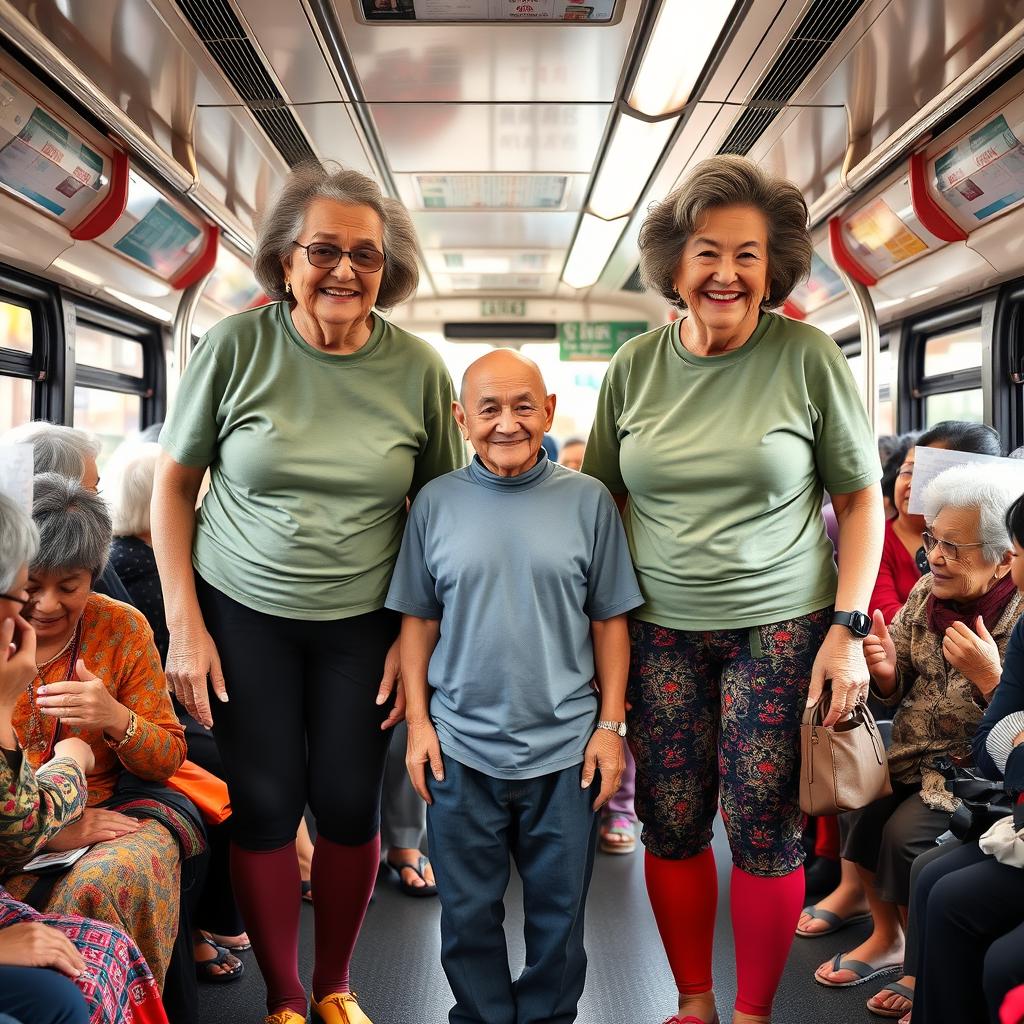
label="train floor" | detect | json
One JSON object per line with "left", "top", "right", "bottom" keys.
{"left": 199, "top": 818, "right": 881, "bottom": 1023}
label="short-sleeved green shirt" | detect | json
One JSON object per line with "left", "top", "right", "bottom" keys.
{"left": 581, "top": 312, "right": 880, "bottom": 631}
{"left": 160, "top": 302, "right": 466, "bottom": 620}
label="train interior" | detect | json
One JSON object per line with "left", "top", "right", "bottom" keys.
{"left": 2, "top": 0, "right": 1024, "bottom": 1021}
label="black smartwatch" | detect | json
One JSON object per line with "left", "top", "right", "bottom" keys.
{"left": 832, "top": 610, "right": 871, "bottom": 638}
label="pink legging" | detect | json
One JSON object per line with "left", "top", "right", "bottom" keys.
{"left": 645, "top": 848, "right": 805, "bottom": 1017}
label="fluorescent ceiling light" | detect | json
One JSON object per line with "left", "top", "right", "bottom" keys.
{"left": 589, "top": 115, "right": 678, "bottom": 220}
{"left": 562, "top": 214, "right": 629, "bottom": 290}
{"left": 52, "top": 257, "right": 105, "bottom": 288}
{"left": 628, "top": 0, "right": 735, "bottom": 117}
{"left": 104, "top": 288, "right": 173, "bottom": 323}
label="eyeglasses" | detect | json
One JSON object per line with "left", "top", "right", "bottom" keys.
{"left": 0, "top": 592, "right": 36, "bottom": 617}
{"left": 921, "top": 530, "right": 986, "bottom": 562}
{"left": 292, "top": 241, "right": 385, "bottom": 274}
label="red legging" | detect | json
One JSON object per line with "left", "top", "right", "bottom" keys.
{"left": 645, "top": 849, "right": 805, "bottom": 1017}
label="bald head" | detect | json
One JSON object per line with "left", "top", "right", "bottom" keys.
{"left": 454, "top": 348, "right": 556, "bottom": 479}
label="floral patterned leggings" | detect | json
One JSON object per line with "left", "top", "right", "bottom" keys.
{"left": 627, "top": 608, "right": 832, "bottom": 876}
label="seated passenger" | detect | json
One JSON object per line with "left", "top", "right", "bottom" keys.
{"left": 898, "top": 487, "right": 1024, "bottom": 1024}
{"left": 1, "top": 422, "right": 133, "bottom": 605}
{"left": 0, "top": 491, "right": 169, "bottom": 1024}
{"left": 814, "top": 464, "right": 1022, "bottom": 1003}
{"left": 387, "top": 349, "right": 642, "bottom": 1024}
{"left": 3, "top": 475, "right": 194, "bottom": 990}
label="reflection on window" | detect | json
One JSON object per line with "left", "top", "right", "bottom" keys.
{"left": 73, "top": 387, "right": 141, "bottom": 467}
{"left": 878, "top": 398, "right": 894, "bottom": 436}
{"left": 923, "top": 325, "right": 982, "bottom": 377}
{"left": 75, "top": 324, "right": 144, "bottom": 377}
{"left": 0, "top": 377, "right": 32, "bottom": 432}
{"left": 0, "top": 301, "right": 32, "bottom": 354}
{"left": 845, "top": 348, "right": 892, "bottom": 390}
{"left": 925, "top": 389, "right": 983, "bottom": 425}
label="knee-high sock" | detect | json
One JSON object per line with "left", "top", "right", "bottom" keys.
{"left": 644, "top": 848, "right": 717, "bottom": 996}
{"left": 731, "top": 865, "right": 805, "bottom": 1017}
{"left": 230, "top": 842, "right": 306, "bottom": 1015}
{"left": 814, "top": 815, "right": 841, "bottom": 860}
{"left": 311, "top": 832, "right": 380, "bottom": 1000}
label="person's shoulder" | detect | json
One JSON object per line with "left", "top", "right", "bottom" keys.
{"left": 548, "top": 462, "right": 612, "bottom": 499}
{"left": 763, "top": 312, "right": 845, "bottom": 364}
{"left": 86, "top": 592, "right": 156, "bottom": 639}
{"left": 411, "top": 465, "right": 473, "bottom": 505}
{"left": 377, "top": 317, "right": 449, "bottom": 373}
{"left": 197, "top": 303, "right": 284, "bottom": 357}
{"left": 900, "top": 573, "right": 935, "bottom": 620}
{"left": 609, "top": 321, "right": 673, "bottom": 367}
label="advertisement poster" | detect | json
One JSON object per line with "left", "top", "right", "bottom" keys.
{"left": 0, "top": 87, "right": 104, "bottom": 220}
{"left": 846, "top": 197, "right": 928, "bottom": 272}
{"left": 113, "top": 199, "right": 203, "bottom": 277}
{"left": 361, "top": 0, "right": 613, "bottom": 21}
{"left": 934, "top": 114, "right": 1024, "bottom": 222}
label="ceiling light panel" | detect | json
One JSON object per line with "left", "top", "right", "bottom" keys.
{"left": 562, "top": 214, "right": 629, "bottom": 289}
{"left": 588, "top": 114, "right": 678, "bottom": 219}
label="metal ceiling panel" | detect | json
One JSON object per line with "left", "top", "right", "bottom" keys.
{"left": 329, "top": 0, "right": 643, "bottom": 103}
{"left": 293, "top": 103, "right": 378, "bottom": 174}
{"left": 412, "top": 211, "right": 578, "bottom": 248}
{"left": 372, "top": 103, "right": 610, "bottom": 172}
{"left": 394, "top": 172, "right": 589, "bottom": 211}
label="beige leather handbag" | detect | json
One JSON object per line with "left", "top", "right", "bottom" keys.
{"left": 799, "top": 692, "right": 892, "bottom": 816}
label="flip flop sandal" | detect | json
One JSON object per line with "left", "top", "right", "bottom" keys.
{"left": 599, "top": 815, "right": 637, "bottom": 855}
{"left": 814, "top": 953, "right": 902, "bottom": 988}
{"left": 204, "top": 930, "right": 251, "bottom": 952}
{"left": 386, "top": 854, "right": 438, "bottom": 898}
{"left": 867, "top": 980, "right": 915, "bottom": 1019}
{"left": 301, "top": 880, "right": 313, "bottom": 903}
{"left": 795, "top": 904, "right": 872, "bottom": 937}
{"left": 195, "top": 937, "right": 245, "bottom": 984}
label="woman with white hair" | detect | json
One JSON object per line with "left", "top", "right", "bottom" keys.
{"left": 815, "top": 464, "right": 1023, "bottom": 1010}
{"left": 153, "top": 160, "right": 465, "bottom": 1024}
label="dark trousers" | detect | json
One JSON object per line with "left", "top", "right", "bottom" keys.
{"left": 911, "top": 841, "right": 1024, "bottom": 1024}
{"left": 427, "top": 758, "right": 599, "bottom": 1024}
{"left": 195, "top": 576, "right": 398, "bottom": 850}
{"left": 0, "top": 966, "right": 88, "bottom": 1024}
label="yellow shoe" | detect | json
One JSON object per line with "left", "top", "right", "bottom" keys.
{"left": 312, "top": 991, "right": 373, "bottom": 1024}
{"left": 265, "top": 1011, "right": 307, "bottom": 1024}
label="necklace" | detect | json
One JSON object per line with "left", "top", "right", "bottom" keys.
{"left": 24, "top": 623, "right": 82, "bottom": 759}
{"left": 35, "top": 631, "right": 76, "bottom": 673}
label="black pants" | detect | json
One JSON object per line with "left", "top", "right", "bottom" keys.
{"left": 196, "top": 576, "right": 399, "bottom": 850}
{"left": 911, "top": 840, "right": 1024, "bottom": 1024}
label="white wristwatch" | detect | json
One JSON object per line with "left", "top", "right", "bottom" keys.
{"left": 596, "top": 720, "right": 627, "bottom": 738}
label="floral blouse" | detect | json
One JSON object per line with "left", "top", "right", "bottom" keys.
{"left": 12, "top": 593, "right": 186, "bottom": 805}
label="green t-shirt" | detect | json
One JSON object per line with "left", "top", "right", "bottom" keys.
{"left": 160, "top": 302, "right": 466, "bottom": 620}
{"left": 581, "top": 312, "right": 880, "bottom": 631}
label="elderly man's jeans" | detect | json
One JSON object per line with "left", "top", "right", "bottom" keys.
{"left": 426, "top": 758, "right": 599, "bottom": 1024}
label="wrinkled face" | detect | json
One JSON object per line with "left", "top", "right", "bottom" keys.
{"left": 26, "top": 568, "right": 92, "bottom": 646}
{"left": 0, "top": 563, "right": 29, "bottom": 622}
{"left": 559, "top": 442, "right": 585, "bottom": 472}
{"left": 673, "top": 204, "right": 770, "bottom": 338}
{"left": 455, "top": 354, "right": 555, "bottom": 478}
{"left": 283, "top": 199, "right": 384, "bottom": 335}
{"left": 925, "top": 505, "right": 1009, "bottom": 603}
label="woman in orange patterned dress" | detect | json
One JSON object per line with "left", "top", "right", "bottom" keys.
{"left": 4, "top": 474, "right": 193, "bottom": 989}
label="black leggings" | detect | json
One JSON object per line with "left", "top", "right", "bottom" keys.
{"left": 196, "top": 576, "right": 399, "bottom": 851}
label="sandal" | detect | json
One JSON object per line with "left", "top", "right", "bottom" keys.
{"left": 385, "top": 854, "right": 438, "bottom": 898}
{"left": 204, "top": 930, "right": 250, "bottom": 952}
{"left": 867, "top": 980, "right": 914, "bottom": 1019}
{"left": 194, "top": 936, "right": 244, "bottom": 984}
{"left": 795, "top": 904, "right": 872, "bottom": 937}
{"left": 600, "top": 814, "right": 637, "bottom": 855}
{"left": 815, "top": 952, "right": 902, "bottom": 988}
{"left": 301, "top": 879, "right": 313, "bottom": 903}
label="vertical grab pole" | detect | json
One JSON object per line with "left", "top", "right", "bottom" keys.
{"left": 836, "top": 271, "right": 880, "bottom": 432}
{"left": 171, "top": 274, "right": 213, "bottom": 384}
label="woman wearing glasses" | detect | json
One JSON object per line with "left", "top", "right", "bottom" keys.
{"left": 152, "top": 162, "right": 464, "bottom": 1024}
{"left": 813, "top": 464, "right": 1022, "bottom": 1005}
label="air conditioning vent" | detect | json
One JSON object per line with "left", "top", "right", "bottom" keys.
{"left": 718, "top": 0, "right": 866, "bottom": 157}
{"left": 175, "top": 0, "right": 317, "bottom": 167}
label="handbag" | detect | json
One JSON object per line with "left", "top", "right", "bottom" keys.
{"left": 164, "top": 760, "right": 232, "bottom": 826}
{"left": 799, "top": 690, "right": 892, "bottom": 816}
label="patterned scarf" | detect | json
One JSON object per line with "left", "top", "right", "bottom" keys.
{"left": 926, "top": 573, "right": 1017, "bottom": 635}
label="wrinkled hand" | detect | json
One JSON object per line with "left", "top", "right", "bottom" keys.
{"left": 943, "top": 616, "right": 1001, "bottom": 696}
{"left": 52, "top": 737, "right": 95, "bottom": 774}
{"left": 46, "top": 807, "right": 141, "bottom": 852}
{"left": 37, "top": 660, "right": 126, "bottom": 736}
{"left": 165, "top": 625, "right": 227, "bottom": 729}
{"left": 0, "top": 921, "right": 85, "bottom": 977}
{"left": 406, "top": 718, "right": 444, "bottom": 804}
{"left": 0, "top": 614, "right": 36, "bottom": 707}
{"left": 808, "top": 626, "right": 871, "bottom": 727}
{"left": 376, "top": 637, "right": 405, "bottom": 730}
{"left": 862, "top": 610, "right": 897, "bottom": 695}
{"left": 582, "top": 729, "right": 624, "bottom": 811}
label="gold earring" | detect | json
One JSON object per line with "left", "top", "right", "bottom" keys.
{"left": 285, "top": 281, "right": 292, "bottom": 295}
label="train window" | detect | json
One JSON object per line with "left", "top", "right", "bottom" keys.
{"left": 75, "top": 322, "right": 144, "bottom": 377}
{"left": 925, "top": 388, "right": 985, "bottom": 425}
{"left": 73, "top": 387, "right": 141, "bottom": 461}
{"left": 0, "top": 377, "right": 33, "bottom": 433}
{"left": 922, "top": 323, "right": 983, "bottom": 377}
{"left": 0, "top": 299, "right": 32, "bottom": 354}
{"left": 844, "top": 346, "right": 893, "bottom": 434}
{"left": 0, "top": 298, "right": 36, "bottom": 429}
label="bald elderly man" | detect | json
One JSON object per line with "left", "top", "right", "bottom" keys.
{"left": 386, "top": 349, "right": 641, "bottom": 1024}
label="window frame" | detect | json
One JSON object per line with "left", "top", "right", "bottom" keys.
{"left": 992, "top": 279, "right": 1024, "bottom": 453}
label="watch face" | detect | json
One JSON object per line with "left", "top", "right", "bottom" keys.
{"left": 850, "top": 611, "right": 871, "bottom": 637}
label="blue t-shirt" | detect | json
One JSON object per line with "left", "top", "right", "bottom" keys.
{"left": 386, "top": 451, "right": 643, "bottom": 780}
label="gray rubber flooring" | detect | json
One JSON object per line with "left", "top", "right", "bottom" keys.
{"left": 200, "top": 819, "right": 879, "bottom": 1023}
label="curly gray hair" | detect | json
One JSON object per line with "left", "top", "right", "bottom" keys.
{"left": 253, "top": 161, "right": 419, "bottom": 311}
{"left": 639, "top": 155, "right": 813, "bottom": 310}
{"left": 31, "top": 473, "right": 111, "bottom": 581}
{"left": 0, "top": 493, "right": 38, "bottom": 593}
{"left": 922, "top": 463, "right": 1020, "bottom": 564}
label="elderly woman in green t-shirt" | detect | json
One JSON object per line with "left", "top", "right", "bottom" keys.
{"left": 152, "top": 162, "right": 464, "bottom": 1024}
{"left": 581, "top": 155, "right": 883, "bottom": 1024}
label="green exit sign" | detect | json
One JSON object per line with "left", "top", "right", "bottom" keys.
{"left": 559, "top": 321, "right": 647, "bottom": 361}
{"left": 480, "top": 299, "right": 527, "bottom": 317}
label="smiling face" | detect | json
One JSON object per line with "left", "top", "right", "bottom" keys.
{"left": 925, "top": 504, "right": 1010, "bottom": 603}
{"left": 455, "top": 350, "right": 555, "bottom": 478}
{"left": 674, "top": 204, "right": 770, "bottom": 343}
{"left": 283, "top": 198, "right": 384, "bottom": 344}
{"left": 26, "top": 568, "right": 92, "bottom": 650}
